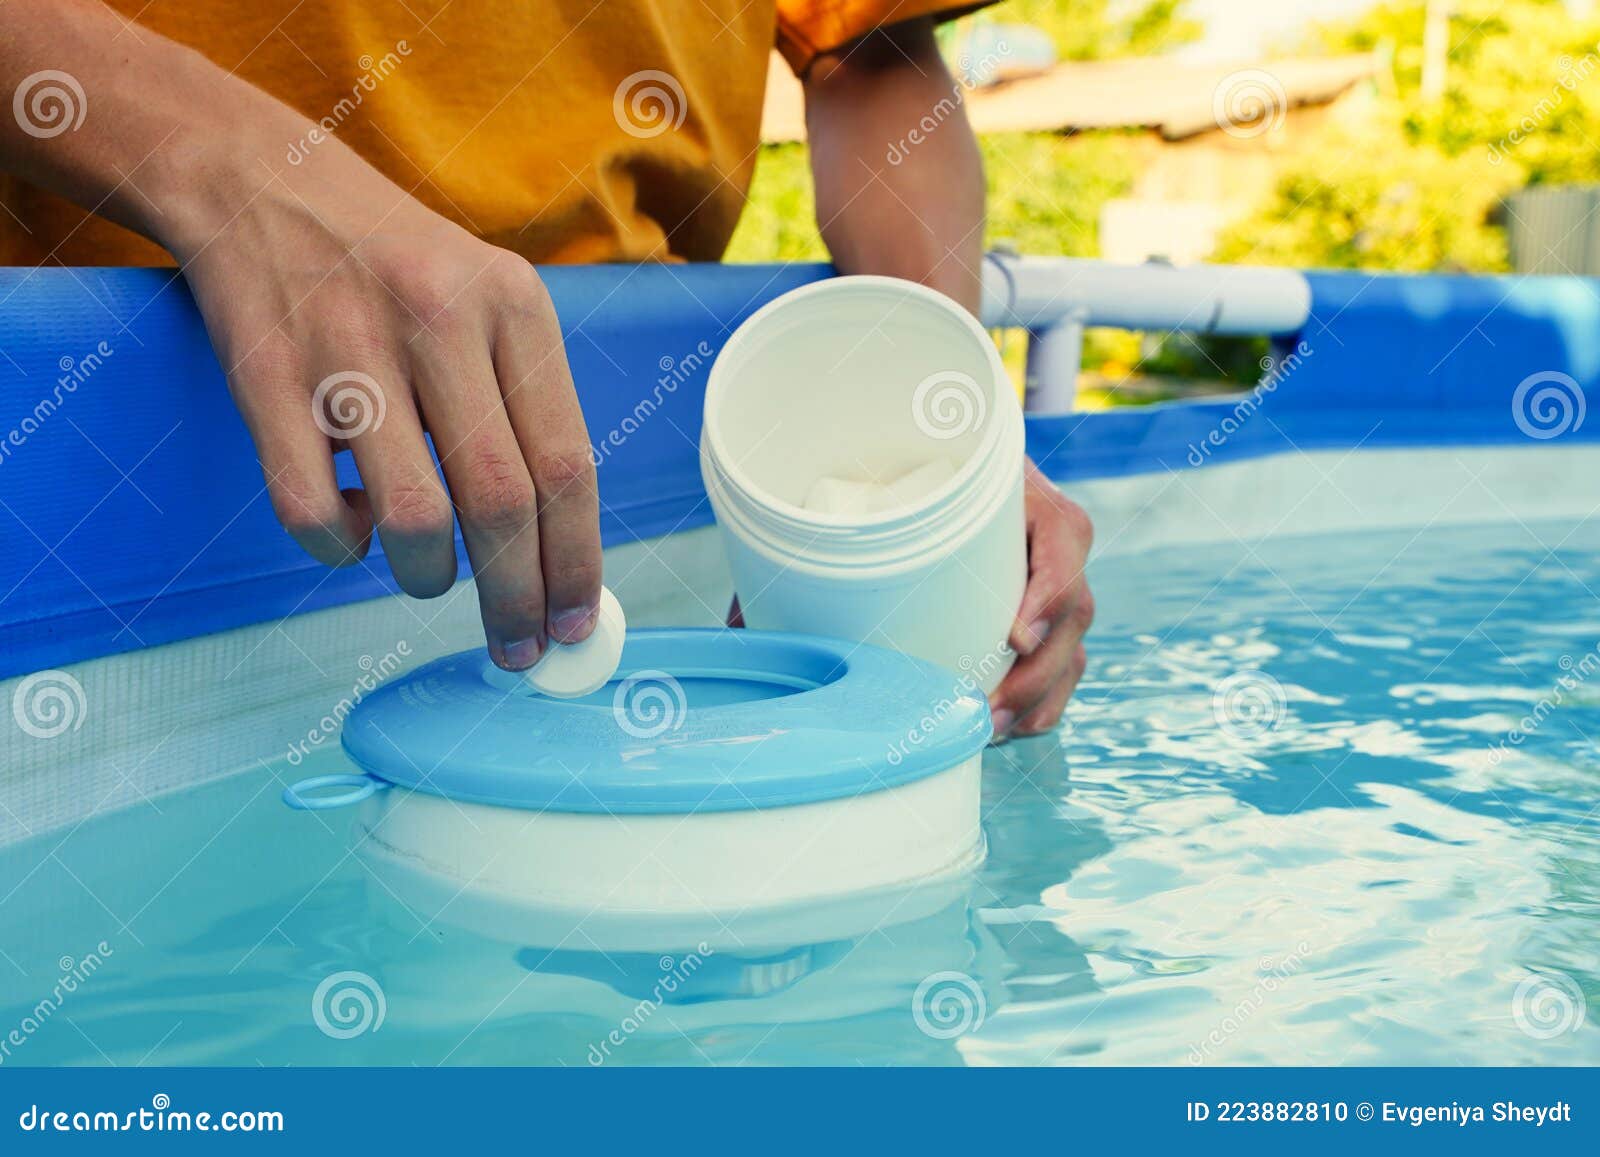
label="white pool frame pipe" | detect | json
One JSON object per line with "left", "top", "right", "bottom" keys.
{"left": 978, "top": 253, "right": 1313, "bottom": 414}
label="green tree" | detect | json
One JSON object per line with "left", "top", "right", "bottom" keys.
{"left": 1314, "top": 0, "right": 1600, "bottom": 184}
{"left": 1214, "top": 116, "right": 1518, "bottom": 272}
{"left": 1223, "top": 0, "right": 1600, "bottom": 273}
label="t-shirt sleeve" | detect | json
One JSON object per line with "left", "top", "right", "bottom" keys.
{"left": 775, "top": 0, "right": 996, "bottom": 76}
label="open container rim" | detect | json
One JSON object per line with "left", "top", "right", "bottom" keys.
{"left": 701, "top": 274, "right": 1015, "bottom": 531}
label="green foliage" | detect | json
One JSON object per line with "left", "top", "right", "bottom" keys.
{"left": 723, "top": 144, "right": 824, "bottom": 264}
{"left": 1136, "top": 331, "right": 1271, "bottom": 383}
{"left": 1222, "top": 0, "right": 1600, "bottom": 273}
{"left": 980, "top": 131, "right": 1140, "bottom": 255}
{"left": 988, "top": 0, "right": 1201, "bottom": 60}
{"left": 1214, "top": 115, "right": 1519, "bottom": 272}
{"left": 725, "top": 131, "right": 1141, "bottom": 265}
{"left": 1121, "top": 0, "right": 1202, "bottom": 57}
{"left": 1313, "top": 0, "right": 1600, "bottom": 185}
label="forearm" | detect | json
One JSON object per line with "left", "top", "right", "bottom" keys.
{"left": 803, "top": 19, "right": 985, "bottom": 315}
{"left": 0, "top": 0, "right": 390, "bottom": 259}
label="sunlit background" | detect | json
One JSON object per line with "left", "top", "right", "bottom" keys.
{"left": 731, "top": 0, "right": 1599, "bottom": 403}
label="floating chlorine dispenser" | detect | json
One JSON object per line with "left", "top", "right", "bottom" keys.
{"left": 284, "top": 628, "right": 989, "bottom": 912}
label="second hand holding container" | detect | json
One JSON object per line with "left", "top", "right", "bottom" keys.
{"left": 701, "top": 276, "right": 1026, "bottom": 693}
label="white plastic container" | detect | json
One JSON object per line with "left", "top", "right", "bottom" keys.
{"left": 701, "top": 276, "right": 1026, "bottom": 692}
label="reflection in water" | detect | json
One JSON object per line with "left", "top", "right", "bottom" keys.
{"left": 1, "top": 519, "right": 1597, "bottom": 1064}
{"left": 357, "top": 846, "right": 1002, "bottom": 1066}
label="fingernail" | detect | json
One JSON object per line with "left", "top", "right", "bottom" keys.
{"left": 549, "top": 605, "right": 599, "bottom": 644}
{"left": 991, "top": 708, "right": 1014, "bottom": 739}
{"left": 1017, "top": 620, "right": 1056, "bottom": 656}
{"left": 501, "top": 636, "right": 544, "bottom": 670}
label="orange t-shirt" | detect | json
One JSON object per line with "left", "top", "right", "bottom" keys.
{"left": 0, "top": 0, "right": 978, "bottom": 267}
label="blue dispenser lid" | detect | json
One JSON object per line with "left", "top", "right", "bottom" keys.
{"left": 337, "top": 629, "right": 990, "bottom": 814}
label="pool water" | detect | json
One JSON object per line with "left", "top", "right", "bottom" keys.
{"left": 3, "top": 516, "right": 1598, "bottom": 1066}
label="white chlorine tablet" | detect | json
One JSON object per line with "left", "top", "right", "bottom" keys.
{"left": 522, "top": 586, "right": 627, "bottom": 698}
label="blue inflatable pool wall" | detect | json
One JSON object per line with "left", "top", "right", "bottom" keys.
{"left": 1, "top": 263, "right": 1596, "bottom": 677}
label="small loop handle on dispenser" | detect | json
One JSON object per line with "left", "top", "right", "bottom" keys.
{"left": 282, "top": 773, "right": 388, "bottom": 811}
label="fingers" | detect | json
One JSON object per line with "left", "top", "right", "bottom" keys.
{"left": 324, "top": 367, "right": 458, "bottom": 599}
{"left": 992, "top": 465, "right": 1095, "bottom": 740}
{"left": 230, "top": 353, "right": 373, "bottom": 568}
{"left": 990, "top": 608, "right": 1088, "bottom": 739}
{"left": 1010, "top": 466, "right": 1093, "bottom": 657}
{"left": 411, "top": 333, "right": 549, "bottom": 671}
{"left": 1014, "top": 643, "right": 1088, "bottom": 738}
{"left": 492, "top": 265, "right": 603, "bottom": 645}
{"left": 221, "top": 245, "right": 600, "bottom": 676}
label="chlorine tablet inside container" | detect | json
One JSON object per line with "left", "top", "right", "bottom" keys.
{"left": 520, "top": 586, "right": 626, "bottom": 698}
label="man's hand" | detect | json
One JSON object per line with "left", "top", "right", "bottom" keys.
{"left": 990, "top": 462, "right": 1094, "bottom": 740}
{"left": 1, "top": 0, "right": 600, "bottom": 671}
{"left": 176, "top": 154, "right": 601, "bottom": 672}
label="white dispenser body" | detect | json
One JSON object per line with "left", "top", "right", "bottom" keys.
{"left": 701, "top": 276, "right": 1026, "bottom": 691}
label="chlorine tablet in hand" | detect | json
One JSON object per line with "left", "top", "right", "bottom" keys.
{"left": 521, "top": 586, "right": 626, "bottom": 698}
